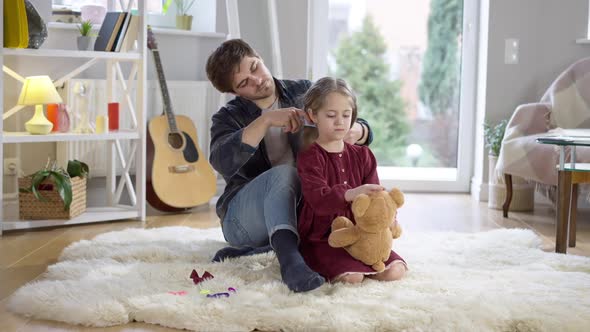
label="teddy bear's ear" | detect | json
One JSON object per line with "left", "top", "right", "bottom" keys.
{"left": 389, "top": 188, "right": 405, "bottom": 208}
{"left": 352, "top": 194, "right": 371, "bottom": 217}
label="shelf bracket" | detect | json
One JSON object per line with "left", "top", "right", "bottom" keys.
{"left": 115, "top": 62, "right": 139, "bottom": 128}
{"left": 54, "top": 58, "right": 100, "bottom": 87}
{"left": 113, "top": 139, "right": 138, "bottom": 205}
{"left": 3, "top": 65, "right": 25, "bottom": 82}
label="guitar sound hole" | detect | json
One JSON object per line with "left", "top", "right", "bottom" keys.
{"left": 168, "top": 133, "right": 184, "bottom": 149}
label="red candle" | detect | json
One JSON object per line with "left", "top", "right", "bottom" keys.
{"left": 108, "top": 102, "right": 119, "bottom": 131}
{"left": 46, "top": 103, "right": 59, "bottom": 132}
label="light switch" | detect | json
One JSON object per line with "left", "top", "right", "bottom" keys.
{"left": 505, "top": 38, "right": 519, "bottom": 64}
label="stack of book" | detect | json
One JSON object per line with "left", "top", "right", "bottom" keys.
{"left": 51, "top": 6, "right": 81, "bottom": 24}
{"left": 94, "top": 11, "right": 139, "bottom": 52}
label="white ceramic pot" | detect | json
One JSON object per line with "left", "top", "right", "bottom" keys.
{"left": 488, "top": 155, "right": 534, "bottom": 211}
{"left": 76, "top": 36, "right": 95, "bottom": 51}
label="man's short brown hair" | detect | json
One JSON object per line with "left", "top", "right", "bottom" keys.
{"left": 206, "top": 39, "right": 260, "bottom": 93}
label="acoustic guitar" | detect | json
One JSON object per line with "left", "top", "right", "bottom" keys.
{"left": 146, "top": 26, "right": 217, "bottom": 211}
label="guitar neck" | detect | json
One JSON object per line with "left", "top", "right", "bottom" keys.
{"left": 151, "top": 49, "right": 178, "bottom": 133}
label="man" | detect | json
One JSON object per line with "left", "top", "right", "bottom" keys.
{"left": 206, "top": 39, "right": 373, "bottom": 292}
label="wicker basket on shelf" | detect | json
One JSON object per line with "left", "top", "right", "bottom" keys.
{"left": 18, "top": 176, "right": 87, "bottom": 220}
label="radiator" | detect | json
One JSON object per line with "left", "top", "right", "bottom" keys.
{"left": 58, "top": 79, "right": 220, "bottom": 177}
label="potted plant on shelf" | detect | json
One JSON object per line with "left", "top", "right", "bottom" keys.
{"left": 174, "top": 0, "right": 196, "bottom": 30}
{"left": 76, "top": 19, "right": 96, "bottom": 51}
{"left": 18, "top": 159, "right": 89, "bottom": 219}
{"left": 484, "top": 120, "right": 534, "bottom": 211}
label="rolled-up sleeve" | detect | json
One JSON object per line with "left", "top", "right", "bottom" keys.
{"left": 209, "top": 111, "right": 258, "bottom": 178}
{"left": 356, "top": 118, "right": 373, "bottom": 146}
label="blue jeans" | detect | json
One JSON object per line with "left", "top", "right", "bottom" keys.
{"left": 221, "top": 165, "right": 300, "bottom": 248}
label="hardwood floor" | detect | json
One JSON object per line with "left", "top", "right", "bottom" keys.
{"left": 1, "top": 194, "right": 588, "bottom": 331}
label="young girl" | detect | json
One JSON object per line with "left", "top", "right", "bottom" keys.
{"left": 297, "top": 77, "right": 407, "bottom": 284}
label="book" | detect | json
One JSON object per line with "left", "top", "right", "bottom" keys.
{"left": 118, "top": 15, "right": 140, "bottom": 52}
{"left": 105, "top": 12, "right": 127, "bottom": 52}
{"left": 112, "top": 12, "right": 132, "bottom": 52}
{"left": 94, "top": 12, "right": 124, "bottom": 52}
{"left": 112, "top": 12, "right": 133, "bottom": 52}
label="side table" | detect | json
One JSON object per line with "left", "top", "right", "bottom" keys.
{"left": 535, "top": 136, "right": 590, "bottom": 253}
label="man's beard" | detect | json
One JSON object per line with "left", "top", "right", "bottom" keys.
{"left": 251, "top": 80, "right": 274, "bottom": 101}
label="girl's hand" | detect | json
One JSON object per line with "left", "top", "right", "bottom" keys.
{"left": 345, "top": 184, "right": 385, "bottom": 202}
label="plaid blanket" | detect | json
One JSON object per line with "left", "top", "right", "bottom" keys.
{"left": 495, "top": 57, "right": 590, "bottom": 202}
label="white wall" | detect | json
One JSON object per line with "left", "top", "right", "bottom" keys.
{"left": 276, "top": 0, "right": 309, "bottom": 79}
{"left": 236, "top": 0, "right": 274, "bottom": 74}
{"left": 473, "top": 0, "right": 590, "bottom": 199}
{"left": 216, "top": 0, "right": 309, "bottom": 79}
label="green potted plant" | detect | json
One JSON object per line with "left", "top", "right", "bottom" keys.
{"left": 174, "top": 0, "right": 196, "bottom": 30}
{"left": 483, "top": 120, "right": 533, "bottom": 211}
{"left": 19, "top": 159, "right": 89, "bottom": 219}
{"left": 483, "top": 120, "right": 507, "bottom": 158}
{"left": 76, "top": 19, "right": 96, "bottom": 51}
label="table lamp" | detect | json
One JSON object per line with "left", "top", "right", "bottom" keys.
{"left": 17, "top": 76, "right": 63, "bottom": 135}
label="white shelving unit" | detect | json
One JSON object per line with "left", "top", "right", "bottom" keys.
{"left": 1, "top": 1, "right": 148, "bottom": 234}
{"left": 3, "top": 48, "right": 142, "bottom": 60}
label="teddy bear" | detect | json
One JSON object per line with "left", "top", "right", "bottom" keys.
{"left": 328, "top": 188, "right": 404, "bottom": 272}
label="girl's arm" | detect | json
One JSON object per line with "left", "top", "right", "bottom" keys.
{"left": 297, "top": 151, "right": 352, "bottom": 216}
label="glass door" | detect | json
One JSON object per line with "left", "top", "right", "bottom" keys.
{"left": 310, "top": 0, "right": 478, "bottom": 191}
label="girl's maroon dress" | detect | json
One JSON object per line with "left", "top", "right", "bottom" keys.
{"left": 297, "top": 142, "right": 405, "bottom": 281}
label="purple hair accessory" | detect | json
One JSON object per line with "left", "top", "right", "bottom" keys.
{"left": 207, "top": 292, "right": 230, "bottom": 298}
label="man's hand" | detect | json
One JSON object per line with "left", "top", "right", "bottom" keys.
{"left": 242, "top": 108, "right": 311, "bottom": 147}
{"left": 344, "top": 184, "right": 385, "bottom": 202}
{"left": 344, "top": 122, "right": 364, "bottom": 145}
{"left": 262, "top": 108, "right": 311, "bottom": 133}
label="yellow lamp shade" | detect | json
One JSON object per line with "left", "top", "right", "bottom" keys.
{"left": 17, "top": 76, "right": 62, "bottom": 105}
{"left": 18, "top": 76, "right": 63, "bottom": 135}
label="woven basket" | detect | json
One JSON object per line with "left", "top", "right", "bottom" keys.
{"left": 18, "top": 176, "right": 87, "bottom": 220}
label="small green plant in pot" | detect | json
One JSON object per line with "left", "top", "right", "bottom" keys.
{"left": 76, "top": 20, "right": 96, "bottom": 51}
{"left": 483, "top": 120, "right": 508, "bottom": 157}
{"left": 174, "top": 0, "right": 196, "bottom": 30}
{"left": 483, "top": 119, "right": 534, "bottom": 211}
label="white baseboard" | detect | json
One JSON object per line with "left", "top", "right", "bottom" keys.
{"left": 470, "top": 177, "right": 489, "bottom": 202}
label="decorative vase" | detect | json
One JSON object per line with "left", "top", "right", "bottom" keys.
{"left": 80, "top": 4, "right": 106, "bottom": 24}
{"left": 25, "top": 105, "right": 53, "bottom": 134}
{"left": 57, "top": 104, "right": 71, "bottom": 132}
{"left": 25, "top": 0, "right": 48, "bottom": 49}
{"left": 176, "top": 15, "right": 193, "bottom": 30}
{"left": 76, "top": 36, "right": 95, "bottom": 51}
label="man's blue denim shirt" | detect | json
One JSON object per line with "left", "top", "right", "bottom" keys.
{"left": 209, "top": 78, "right": 373, "bottom": 222}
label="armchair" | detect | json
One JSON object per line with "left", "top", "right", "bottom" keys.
{"left": 496, "top": 57, "right": 590, "bottom": 218}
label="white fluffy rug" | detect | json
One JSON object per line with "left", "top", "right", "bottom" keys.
{"left": 8, "top": 227, "right": 590, "bottom": 332}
